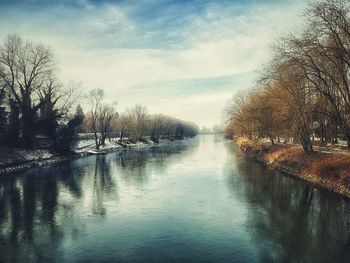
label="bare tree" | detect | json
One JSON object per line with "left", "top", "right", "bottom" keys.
{"left": 224, "top": 0, "right": 350, "bottom": 152}
{"left": 0, "top": 34, "right": 77, "bottom": 147}
{"left": 99, "top": 104, "right": 116, "bottom": 146}
{"left": 88, "top": 88, "right": 116, "bottom": 150}
{"left": 89, "top": 88, "right": 104, "bottom": 150}
{"left": 128, "top": 104, "right": 148, "bottom": 142}
{"left": 117, "top": 111, "right": 131, "bottom": 141}
{"left": 0, "top": 35, "right": 54, "bottom": 146}
{"left": 149, "top": 114, "right": 166, "bottom": 142}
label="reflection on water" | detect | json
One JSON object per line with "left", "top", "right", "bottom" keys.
{"left": 0, "top": 135, "right": 349, "bottom": 262}
{"left": 225, "top": 145, "right": 350, "bottom": 263}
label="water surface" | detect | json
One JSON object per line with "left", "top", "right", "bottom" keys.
{"left": 0, "top": 135, "right": 350, "bottom": 262}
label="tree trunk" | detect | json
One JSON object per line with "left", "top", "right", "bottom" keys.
{"left": 93, "top": 130, "right": 100, "bottom": 150}
{"left": 300, "top": 124, "right": 313, "bottom": 153}
{"left": 334, "top": 126, "right": 338, "bottom": 144}
{"left": 22, "top": 108, "right": 36, "bottom": 148}
{"left": 346, "top": 135, "right": 350, "bottom": 150}
{"left": 120, "top": 127, "right": 124, "bottom": 141}
{"left": 101, "top": 130, "right": 106, "bottom": 146}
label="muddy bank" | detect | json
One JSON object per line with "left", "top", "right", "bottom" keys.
{"left": 236, "top": 137, "right": 350, "bottom": 198}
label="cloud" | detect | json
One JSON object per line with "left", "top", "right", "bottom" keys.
{"left": 0, "top": 0, "right": 307, "bottom": 126}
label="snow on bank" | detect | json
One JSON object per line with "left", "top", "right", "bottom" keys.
{"left": 0, "top": 135, "right": 192, "bottom": 175}
{"left": 0, "top": 147, "right": 54, "bottom": 167}
{"left": 0, "top": 137, "right": 161, "bottom": 174}
{"left": 0, "top": 146, "right": 60, "bottom": 175}
{"left": 74, "top": 138, "right": 153, "bottom": 155}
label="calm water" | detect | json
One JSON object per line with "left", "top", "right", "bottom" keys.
{"left": 0, "top": 135, "right": 350, "bottom": 263}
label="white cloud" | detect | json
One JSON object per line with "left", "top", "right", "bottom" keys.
{"left": 0, "top": 0, "right": 307, "bottom": 126}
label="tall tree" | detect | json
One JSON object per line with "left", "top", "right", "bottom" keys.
{"left": 0, "top": 35, "right": 76, "bottom": 147}
{"left": 88, "top": 89, "right": 116, "bottom": 150}
{"left": 0, "top": 35, "right": 54, "bottom": 147}
{"left": 89, "top": 88, "right": 104, "bottom": 150}
{"left": 98, "top": 104, "right": 116, "bottom": 146}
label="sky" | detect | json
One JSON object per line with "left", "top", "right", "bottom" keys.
{"left": 0, "top": 0, "right": 306, "bottom": 127}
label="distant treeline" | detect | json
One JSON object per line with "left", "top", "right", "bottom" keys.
{"left": 83, "top": 88, "right": 198, "bottom": 150}
{"left": 225, "top": 0, "right": 350, "bottom": 153}
{"left": 0, "top": 35, "right": 198, "bottom": 152}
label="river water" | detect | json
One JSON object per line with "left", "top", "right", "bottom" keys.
{"left": 0, "top": 135, "right": 349, "bottom": 262}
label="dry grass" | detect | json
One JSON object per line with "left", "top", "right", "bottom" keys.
{"left": 236, "top": 137, "right": 350, "bottom": 195}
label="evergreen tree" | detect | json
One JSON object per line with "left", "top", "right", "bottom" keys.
{"left": 54, "top": 115, "right": 84, "bottom": 153}
{"left": 74, "top": 104, "right": 85, "bottom": 133}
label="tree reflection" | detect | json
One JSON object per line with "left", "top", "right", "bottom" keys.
{"left": 92, "top": 155, "right": 116, "bottom": 215}
{"left": 118, "top": 150, "right": 149, "bottom": 185}
{"left": 0, "top": 140, "right": 195, "bottom": 262}
{"left": 225, "top": 150, "right": 350, "bottom": 263}
{"left": 0, "top": 174, "right": 62, "bottom": 261}
{"left": 0, "top": 161, "right": 89, "bottom": 262}
{"left": 116, "top": 140, "right": 196, "bottom": 185}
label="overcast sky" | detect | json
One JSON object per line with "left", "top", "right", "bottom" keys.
{"left": 0, "top": 0, "right": 306, "bottom": 127}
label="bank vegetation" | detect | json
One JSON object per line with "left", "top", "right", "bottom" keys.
{"left": 226, "top": 0, "right": 350, "bottom": 154}
{"left": 225, "top": 0, "right": 350, "bottom": 196}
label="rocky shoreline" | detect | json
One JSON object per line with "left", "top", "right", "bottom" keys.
{"left": 236, "top": 137, "right": 350, "bottom": 198}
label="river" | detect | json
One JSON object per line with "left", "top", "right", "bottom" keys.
{"left": 0, "top": 135, "right": 349, "bottom": 262}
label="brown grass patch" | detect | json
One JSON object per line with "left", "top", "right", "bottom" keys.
{"left": 236, "top": 137, "right": 350, "bottom": 195}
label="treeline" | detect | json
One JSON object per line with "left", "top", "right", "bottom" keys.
{"left": 83, "top": 88, "right": 198, "bottom": 150}
{"left": 225, "top": 0, "right": 350, "bottom": 153}
{"left": 0, "top": 35, "right": 198, "bottom": 152}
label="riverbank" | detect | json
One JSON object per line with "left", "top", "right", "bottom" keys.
{"left": 236, "top": 137, "right": 350, "bottom": 197}
{"left": 0, "top": 138, "right": 176, "bottom": 176}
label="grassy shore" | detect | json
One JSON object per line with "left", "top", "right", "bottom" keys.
{"left": 236, "top": 137, "right": 350, "bottom": 197}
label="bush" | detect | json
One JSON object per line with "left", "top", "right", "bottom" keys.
{"left": 54, "top": 116, "right": 83, "bottom": 153}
